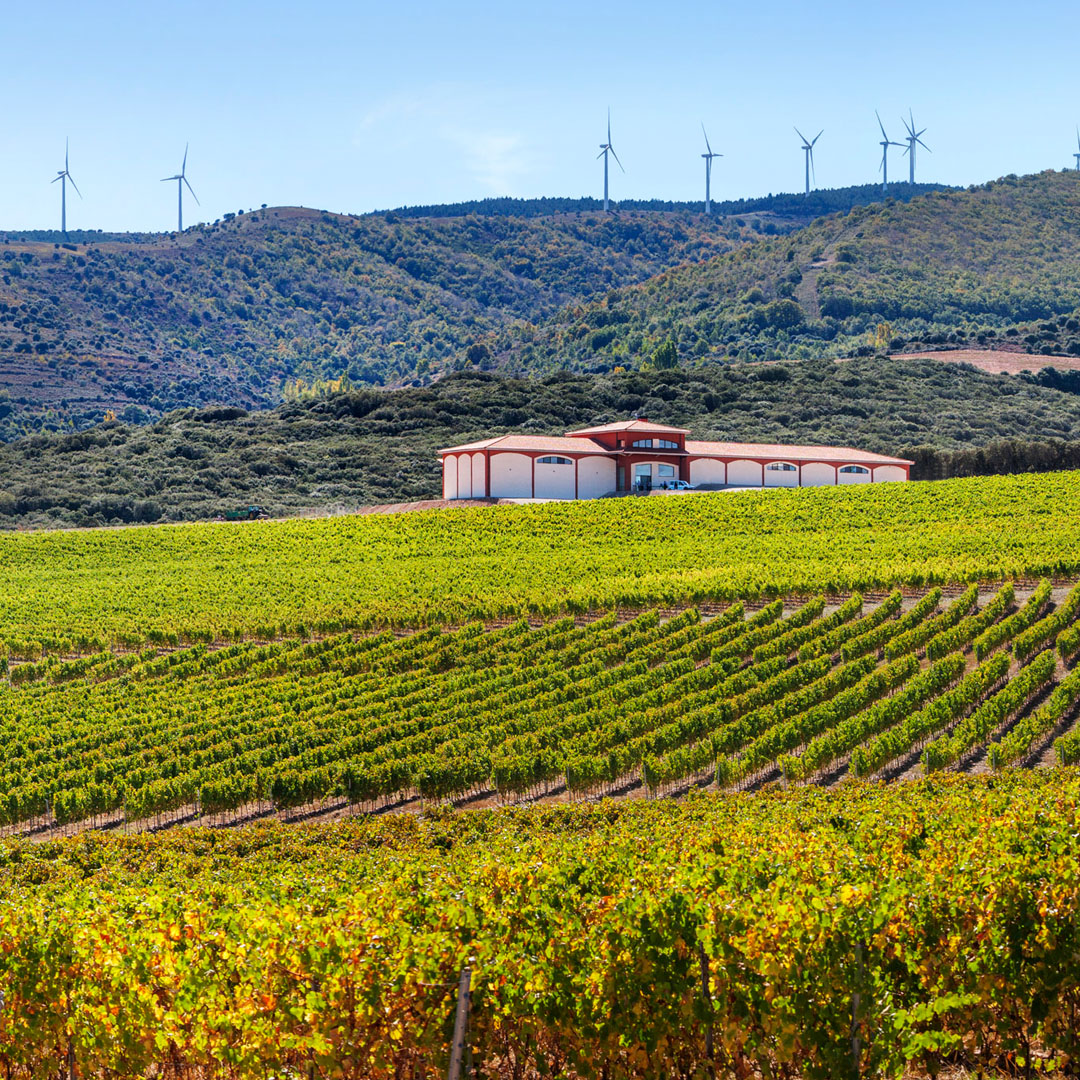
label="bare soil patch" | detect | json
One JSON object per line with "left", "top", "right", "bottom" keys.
{"left": 892, "top": 349, "right": 1080, "bottom": 374}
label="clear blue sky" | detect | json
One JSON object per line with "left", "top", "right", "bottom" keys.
{"left": 4, "top": 0, "right": 1080, "bottom": 232}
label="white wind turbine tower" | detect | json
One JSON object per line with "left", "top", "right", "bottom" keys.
{"left": 1073, "top": 127, "right": 1080, "bottom": 171}
{"left": 794, "top": 127, "right": 822, "bottom": 195}
{"left": 901, "top": 110, "right": 930, "bottom": 184}
{"left": 597, "top": 110, "right": 623, "bottom": 212}
{"left": 51, "top": 138, "right": 82, "bottom": 234}
{"left": 161, "top": 144, "right": 200, "bottom": 232}
{"left": 701, "top": 124, "right": 722, "bottom": 214}
{"left": 876, "top": 111, "right": 904, "bottom": 193}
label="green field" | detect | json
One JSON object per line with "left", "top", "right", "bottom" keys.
{"left": 2, "top": 470, "right": 1080, "bottom": 650}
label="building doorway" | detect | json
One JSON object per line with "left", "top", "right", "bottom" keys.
{"left": 634, "top": 464, "right": 652, "bottom": 492}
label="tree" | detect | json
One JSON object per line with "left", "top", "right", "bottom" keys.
{"left": 652, "top": 337, "right": 678, "bottom": 370}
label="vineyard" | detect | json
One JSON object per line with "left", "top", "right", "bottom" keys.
{"left": 1, "top": 571, "right": 1079, "bottom": 834}
{"left": 3, "top": 469, "right": 1080, "bottom": 651}
{"left": 2, "top": 774, "right": 1080, "bottom": 1078}
{"left": 5, "top": 469, "right": 1080, "bottom": 1077}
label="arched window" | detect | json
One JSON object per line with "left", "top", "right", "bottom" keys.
{"left": 839, "top": 465, "right": 869, "bottom": 474}
{"left": 631, "top": 439, "right": 654, "bottom": 448}
{"left": 766, "top": 462, "right": 797, "bottom": 472}
{"left": 658, "top": 439, "right": 679, "bottom": 449}
{"left": 537, "top": 456, "right": 572, "bottom": 465}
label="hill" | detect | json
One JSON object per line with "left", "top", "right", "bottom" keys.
{"left": 5, "top": 358, "right": 1080, "bottom": 529}
{"left": 0, "top": 183, "right": 952, "bottom": 438}
{"left": 0, "top": 206, "right": 763, "bottom": 437}
{"left": 492, "top": 170, "right": 1080, "bottom": 370}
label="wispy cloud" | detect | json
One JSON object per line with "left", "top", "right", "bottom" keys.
{"left": 357, "top": 86, "right": 533, "bottom": 195}
{"left": 438, "top": 127, "right": 529, "bottom": 194}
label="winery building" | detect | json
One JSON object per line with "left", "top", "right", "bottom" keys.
{"left": 439, "top": 420, "right": 912, "bottom": 500}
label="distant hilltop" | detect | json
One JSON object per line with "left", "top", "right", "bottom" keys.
{"left": 383, "top": 183, "right": 954, "bottom": 221}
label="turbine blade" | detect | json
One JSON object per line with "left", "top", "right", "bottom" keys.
{"left": 65, "top": 136, "right": 69, "bottom": 171}
{"left": 51, "top": 175, "right": 61, "bottom": 184}
{"left": 794, "top": 126, "right": 808, "bottom": 144}
{"left": 597, "top": 148, "right": 607, "bottom": 160}
{"left": 184, "top": 176, "right": 200, "bottom": 205}
{"left": 812, "top": 129, "right": 823, "bottom": 146}
{"left": 917, "top": 138, "right": 931, "bottom": 153}
{"left": 610, "top": 147, "right": 624, "bottom": 172}
{"left": 702, "top": 122, "right": 712, "bottom": 155}
{"left": 68, "top": 175, "right": 82, "bottom": 198}
{"left": 1076, "top": 124, "right": 1080, "bottom": 151}
{"left": 879, "top": 151, "right": 886, "bottom": 174}
{"left": 607, "top": 108, "right": 611, "bottom": 144}
{"left": 810, "top": 150, "right": 816, "bottom": 184}
{"left": 902, "top": 113, "right": 914, "bottom": 137}
{"left": 182, "top": 142, "right": 189, "bottom": 174}
{"left": 876, "top": 110, "right": 888, "bottom": 140}
{"left": 161, "top": 175, "right": 179, "bottom": 182}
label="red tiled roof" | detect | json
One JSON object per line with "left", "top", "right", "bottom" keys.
{"left": 439, "top": 434, "right": 607, "bottom": 454}
{"left": 565, "top": 419, "right": 691, "bottom": 437}
{"left": 684, "top": 440, "right": 913, "bottom": 466}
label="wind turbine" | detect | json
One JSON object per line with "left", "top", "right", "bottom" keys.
{"left": 794, "top": 127, "right": 822, "bottom": 195}
{"left": 876, "top": 111, "right": 903, "bottom": 193}
{"left": 597, "top": 110, "right": 623, "bottom": 212}
{"left": 51, "top": 138, "right": 81, "bottom": 235}
{"left": 1073, "top": 126, "right": 1080, "bottom": 171}
{"left": 901, "top": 110, "right": 930, "bottom": 184}
{"left": 161, "top": 144, "right": 199, "bottom": 232}
{"left": 701, "top": 124, "right": 722, "bottom": 214}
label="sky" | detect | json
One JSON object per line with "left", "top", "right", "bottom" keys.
{"left": 3, "top": 0, "right": 1080, "bottom": 233}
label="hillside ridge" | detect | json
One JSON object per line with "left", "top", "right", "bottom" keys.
{"left": 491, "top": 170, "right": 1080, "bottom": 371}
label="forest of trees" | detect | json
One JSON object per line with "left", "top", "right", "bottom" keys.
{"left": 491, "top": 171, "right": 1080, "bottom": 372}
{"left": 387, "top": 183, "right": 950, "bottom": 220}
{"left": 0, "top": 206, "right": 750, "bottom": 436}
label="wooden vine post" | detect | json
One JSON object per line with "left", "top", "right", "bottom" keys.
{"left": 447, "top": 967, "right": 472, "bottom": 1080}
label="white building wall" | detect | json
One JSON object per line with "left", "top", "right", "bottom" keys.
{"left": 727, "top": 459, "right": 763, "bottom": 486}
{"left": 443, "top": 455, "right": 458, "bottom": 500}
{"left": 489, "top": 452, "right": 533, "bottom": 498}
{"left": 801, "top": 462, "right": 836, "bottom": 487}
{"left": 577, "top": 455, "right": 616, "bottom": 499}
{"left": 689, "top": 458, "right": 726, "bottom": 486}
{"left": 534, "top": 460, "right": 576, "bottom": 499}
{"left": 458, "top": 454, "right": 473, "bottom": 498}
{"left": 838, "top": 464, "right": 872, "bottom": 485}
{"left": 763, "top": 462, "right": 799, "bottom": 488}
{"left": 873, "top": 465, "right": 908, "bottom": 483}
{"left": 471, "top": 453, "right": 486, "bottom": 498}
